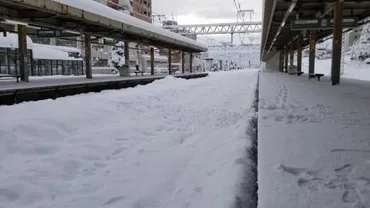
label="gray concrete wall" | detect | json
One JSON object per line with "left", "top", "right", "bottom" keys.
{"left": 261, "top": 51, "right": 280, "bottom": 70}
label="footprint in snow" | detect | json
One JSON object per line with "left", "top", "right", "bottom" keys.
{"left": 278, "top": 163, "right": 370, "bottom": 206}
{"left": 103, "top": 196, "right": 125, "bottom": 206}
{"left": 0, "top": 188, "right": 20, "bottom": 202}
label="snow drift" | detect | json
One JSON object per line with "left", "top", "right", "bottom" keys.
{"left": 0, "top": 70, "right": 259, "bottom": 208}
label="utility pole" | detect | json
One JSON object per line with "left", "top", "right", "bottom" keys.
{"left": 237, "top": 9, "right": 255, "bottom": 45}
{"left": 152, "top": 14, "right": 166, "bottom": 24}
{"left": 238, "top": 9, "right": 254, "bottom": 22}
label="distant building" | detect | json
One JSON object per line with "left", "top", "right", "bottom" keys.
{"left": 159, "top": 20, "right": 185, "bottom": 70}
{"left": 344, "top": 27, "right": 362, "bottom": 51}
{"left": 0, "top": 33, "right": 83, "bottom": 76}
{"left": 91, "top": 0, "right": 154, "bottom": 73}
{"left": 132, "top": 0, "right": 152, "bottom": 23}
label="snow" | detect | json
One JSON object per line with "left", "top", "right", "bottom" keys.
{"left": 142, "top": 54, "right": 168, "bottom": 61}
{"left": 351, "top": 24, "right": 370, "bottom": 58}
{"left": 36, "top": 44, "right": 81, "bottom": 54}
{"left": 0, "top": 73, "right": 208, "bottom": 91}
{"left": 0, "top": 32, "right": 33, "bottom": 49}
{"left": 0, "top": 70, "right": 258, "bottom": 208}
{"left": 302, "top": 57, "right": 370, "bottom": 81}
{"left": 0, "top": 33, "right": 82, "bottom": 60}
{"left": 109, "top": 41, "right": 126, "bottom": 69}
{"left": 51, "top": 0, "right": 207, "bottom": 50}
{"left": 258, "top": 70, "right": 370, "bottom": 208}
{"left": 32, "top": 44, "right": 82, "bottom": 61}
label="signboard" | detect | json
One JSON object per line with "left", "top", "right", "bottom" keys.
{"left": 103, "top": 38, "right": 115, "bottom": 46}
{"left": 37, "top": 30, "right": 80, "bottom": 38}
{"left": 291, "top": 18, "right": 358, "bottom": 30}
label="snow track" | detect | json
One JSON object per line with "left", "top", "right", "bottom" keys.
{"left": 0, "top": 70, "right": 259, "bottom": 208}
{"left": 258, "top": 71, "right": 370, "bottom": 208}
{"left": 234, "top": 71, "right": 259, "bottom": 208}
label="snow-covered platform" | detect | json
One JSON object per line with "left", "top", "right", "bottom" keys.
{"left": 258, "top": 71, "right": 370, "bottom": 208}
{"left": 0, "top": 73, "right": 208, "bottom": 105}
{"left": 0, "top": 70, "right": 258, "bottom": 208}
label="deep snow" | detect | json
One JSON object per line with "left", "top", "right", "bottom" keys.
{"left": 301, "top": 56, "right": 370, "bottom": 81}
{"left": 0, "top": 70, "right": 258, "bottom": 208}
{"left": 51, "top": 0, "right": 206, "bottom": 49}
{"left": 258, "top": 71, "right": 370, "bottom": 208}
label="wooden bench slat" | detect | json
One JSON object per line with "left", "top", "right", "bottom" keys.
{"left": 308, "top": 73, "right": 324, "bottom": 81}
{"left": 0, "top": 75, "right": 21, "bottom": 82}
{"left": 134, "top": 71, "right": 145, "bottom": 76}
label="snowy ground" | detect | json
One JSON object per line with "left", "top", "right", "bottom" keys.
{"left": 302, "top": 56, "right": 370, "bottom": 81}
{"left": 0, "top": 74, "right": 203, "bottom": 91}
{"left": 258, "top": 70, "right": 370, "bottom": 208}
{"left": 0, "top": 70, "right": 258, "bottom": 208}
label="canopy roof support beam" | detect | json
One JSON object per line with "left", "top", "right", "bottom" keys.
{"left": 331, "top": 1, "right": 344, "bottom": 86}
{"left": 309, "top": 30, "right": 317, "bottom": 75}
{"left": 18, "top": 24, "right": 29, "bottom": 82}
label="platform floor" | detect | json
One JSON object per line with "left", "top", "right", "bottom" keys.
{"left": 0, "top": 73, "right": 202, "bottom": 92}
{"left": 258, "top": 71, "right": 370, "bottom": 208}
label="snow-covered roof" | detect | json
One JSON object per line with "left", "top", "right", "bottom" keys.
{"left": 52, "top": 0, "right": 207, "bottom": 51}
{"left": 37, "top": 44, "right": 81, "bottom": 53}
{"left": 316, "top": 45, "right": 327, "bottom": 50}
{"left": 0, "top": 33, "right": 33, "bottom": 49}
{"left": 142, "top": 54, "right": 168, "bottom": 61}
{"left": 33, "top": 44, "right": 82, "bottom": 61}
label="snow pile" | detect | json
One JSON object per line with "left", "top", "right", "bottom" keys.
{"left": 301, "top": 56, "right": 370, "bottom": 81}
{"left": 109, "top": 41, "right": 126, "bottom": 70}
{"left": 37, "top": 44, "right": 81, "bottom": 54}
{"left": 141, "top": 54, "right": 168, "bottom": 61}
{"left": 0, "top": 33, "right": 81, "bottom": 60}
{"left": 207, "top": 46, "right": 261, "bottom": 70}
{"left": 0, "top": 70, "right": 258, "bottom": 208}
{"left": 33, "top": 44, "right": 82, "bottom": 60}
{"left": 52, "top": 0, "right": 207, "bottom": 50}
{"left": 350, "top": 23, "right": 370, "bottom": 60}
{"left": 258, "top": 71, "right": 370, "bottom": 208}
{"left": 0, "top": 32, "right": 33, "bottom": 49}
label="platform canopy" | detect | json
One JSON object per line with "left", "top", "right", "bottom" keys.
{"left": 0, "top": 0, "right": 208, "bottom": 52}
{"left": 261, "top": 0, "right": 370, "bottom": 61}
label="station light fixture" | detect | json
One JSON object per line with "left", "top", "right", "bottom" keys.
{"left": 2, "top": 19, "right": 28, "bottom": 26}
{"left": 267, "top": 0, "right": 297, "bottom": 54}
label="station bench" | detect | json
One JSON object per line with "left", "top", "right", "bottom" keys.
{"left": 297, "top": 71, "right": 304, "bottom": 76}
{"left": 0, "top": 75, "right": 21, "bottom": 82}
{"left": 309, "top": 73, "right": 324, "bottom": 81}
{"left": 134, "top": 71, "right": 144, "bottom": 76}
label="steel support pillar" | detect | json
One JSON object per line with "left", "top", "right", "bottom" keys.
{"left": 231, "top": 33, "right": 234, "bottom": 46}
{"left": 284, "top": 47, "right": 288, "bottom": 73}
{"left": 297, "top": 35, "right": 303, "bottom": 72}
{"left": 168, "top": 49, "right": 172, "bottom": 74}
{"left": 190, "top": 53, "right": 193, "bottom": 73}
{"left": 150, "top": 47, "right": 154, "bottom": 75}
{"left": 124, "top": 41, "right": 129, "bottom": 69}
{"left": 84, "top": 35, "right": 92, "bottom": 79}
{"left": 289, "top": 43, "right": 294, "bottom": 67}
{"left": 309, "top": 30, "right": 317, "bottom": 75}
{"left": 279, "top": 50, "right": 284, "bottom": 72}
{"left": 181, "top": 51, "right": 185, "bottom": 74}
{"left": 331, "top": 2, "right": 343, "bottom": 85}
{"left": 18, "top": 25, "right": 29, "bottom": 82}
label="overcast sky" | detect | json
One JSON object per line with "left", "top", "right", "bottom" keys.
{"left": 153, "top": 0, "right": 262, "bottom": 44}
{"left": 153, "top": 0, "right": 262, "bottom": 24}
